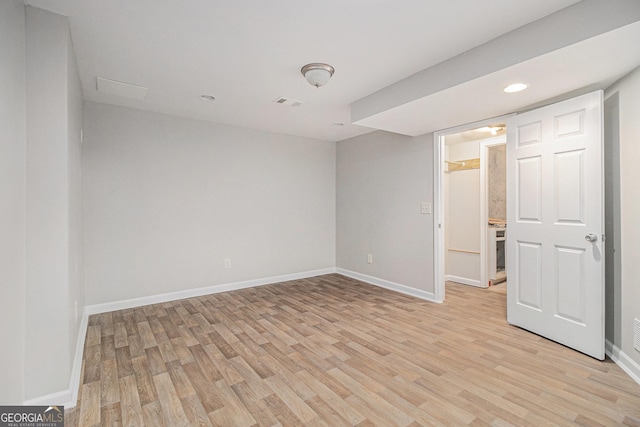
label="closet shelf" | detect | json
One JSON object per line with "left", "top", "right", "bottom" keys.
{"left": 446, "top": 158, "right": 480, "bottom": 171}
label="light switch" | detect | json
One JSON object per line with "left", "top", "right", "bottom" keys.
{"left": 421, "top": 202, "right": 431, "bottom": 214}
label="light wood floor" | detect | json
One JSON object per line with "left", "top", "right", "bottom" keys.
{"left": 66, "top": 274, "right": 640, "bottom": 426}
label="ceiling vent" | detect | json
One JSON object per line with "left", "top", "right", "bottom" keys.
{"left": 96, "top": 77, "right": 148, "bottom": 100}
{"left": 273, "top": 97, "right": 302, "bottom": 107}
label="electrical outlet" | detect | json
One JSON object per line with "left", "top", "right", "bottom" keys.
{"left": 367, "top": 254, "right": 373, "bottom": 264}
{"left": 224, "top": 258, "right": 231, "bottom": 269}
{"left": 421, "top": 202, "right": 431, "bottom": 214}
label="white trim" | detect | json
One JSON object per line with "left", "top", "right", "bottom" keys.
{"left": 66, "top": 308, "right": 90, "bottom": 408}
{"left": 85, "top": 268, "right": 336, "bottom": 315}
{"left": 23, "top": 390, "right": 72, "bottom": 408}
{"left": 23, "top": 389, "right": 73, "bottom": 408}
{"left": 337, "top": 268, "right": 439, "bottom": 303}
{"left": 433, "top": 114, "right": 514, "bottom": 303}
{"left": 606, "top": 339, "right": 640, "bottom": 386}
{"left": 23, "top": 308, "right": 89, "bottom": 409}
{"left": 445, "top": 274, "right": 482, "bottom": 288}
{"left": 433, "top": 132, "right": 444, "bottom": 303}
{"left": 479, "top": 136, "right": 507, "bottom": 291}
{"left": 26, "top": 267, "right": 337, "bottom": 408}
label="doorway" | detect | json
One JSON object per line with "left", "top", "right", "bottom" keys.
{"left": 433, "top": 115, "right": 512, "bottom": 302}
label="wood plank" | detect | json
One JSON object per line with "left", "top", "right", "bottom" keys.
{"left": 100, "top": 358, "right": 120, "bottom": 406}
{"left": 118, "top": 375, "right": 143, "bottom": 427}
{"left": 131, "top": 356, "right": 158, "bottom": 406}
{"left": 114, "top": 322, "right": 128, "bottom": 348}
{"left": 230, "top": 380, "right": 281, "bottom": 426}
{"left": 100, "top": 402, "right": 121, "bottom": 427}
{"left": 181, "top": 361, "right": 224, "bottom": 413}
{"left": 263, "top": 374, "right": 318, "bottom": 423}
{"left": 180, "top": 394, "right": 213, "bottom": 427}
{"left": 141, "top": 401, "right": 166, "bottom": 427}
{"left": 78, "top": 381, "right": 100, "bottom": 427}
{"left": 153, "top": 372, "right": 191, "bottom": 427}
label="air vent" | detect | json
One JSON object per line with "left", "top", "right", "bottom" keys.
{"left": 273, "top": 97, "right": 302, "bottom": 107}
{"left": 635, "top": 318, "right": 640, "bottom": 352}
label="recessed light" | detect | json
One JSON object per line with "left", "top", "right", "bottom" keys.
{"left": 504, "top": 83, "right": 527, "bottom": 93}
{"left": 200, "top": 94, "right": 216, "bottom": 101}
{"left": 332, "top": 122, "right": 344, "bottom": 126}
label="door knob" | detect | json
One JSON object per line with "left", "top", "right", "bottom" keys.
{"left": 585, "top": 233, "right": 598, "bottom": 243}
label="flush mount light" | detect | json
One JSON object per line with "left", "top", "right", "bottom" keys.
{"left": 301, "top": 63, "right": 335, "bottom": 88}
{"left": 200, "top": 94, "right": 216, "bottom": 101}
{"left": 332, "top": 122, "right": 344, "bottom": 126}
{"left": 503, "top": 83, "right": 528, "bottom": 93}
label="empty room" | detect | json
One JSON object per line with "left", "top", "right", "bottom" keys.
{"left": 2, "top": 0, "right": 640, "bottom": 425}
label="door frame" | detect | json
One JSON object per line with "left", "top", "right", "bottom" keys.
{"left": 433, "top": 114, "right": 513, "bottom": 302}
{"left": 480, "top": 135, "right": 507, "bottom": 288}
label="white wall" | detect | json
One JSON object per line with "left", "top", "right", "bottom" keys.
{"left": 336, "top": 131, "right": 434, "bottom": 294}
{"left": 24, "top": 6, "right": 84, "bottom": 400}
{"left": 82, "top": 102, "right": 335, "bottom": 305}
{"left": 605, "top": 66, "right": 640, "bottom": 369}
{"left": 445, "top": 140, "right": 480, "bottom": 282}
{"left": 0, "top": 0, "right": 26, "bottom": 405}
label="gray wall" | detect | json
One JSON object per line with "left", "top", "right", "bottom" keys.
{"left": 82, "top": 102, "right": 336, "bottom": 305}
{"left": 0, "top": 5, "right": 84, "bottom": 402}
{"left": 336, "top": 130, "right": 434, "bottom": 294}
{"left": 605, "top": 66, "right": 640, "bottom": 368}
{"left": 24, "top": 6, "right": 85, "bottom": 399}
{"left": 0, "top": 0, "right": 27, "bottom": 405}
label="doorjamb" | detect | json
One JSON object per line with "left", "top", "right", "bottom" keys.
{"left": 480, "top": 136, "right": 507, "bottom": 289}
{"left": 433, "top": 114, "right": 513, "bottom": 303}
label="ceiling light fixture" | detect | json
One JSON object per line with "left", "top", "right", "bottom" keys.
{"left": 200, "top": 94, "right": 216, "bottom": 101}
{"left": 479, "top": 125, "right": 505, "bottom": 135}
{"left": 503, "top": 83, "right": 528, "bottom": 93}
{"left": 301, "top": 63, "right": 335, "bottom": 88}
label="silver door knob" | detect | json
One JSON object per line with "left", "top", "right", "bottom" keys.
{"left": 585, "top": 233, "right": 598, "bottom": 243}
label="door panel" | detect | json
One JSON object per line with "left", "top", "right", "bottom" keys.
{"left": 516, "top": 241, "right": 542, "bottom": 310}
{"left": 516, "top": 157, "right": 542, "bottom": 222}
{"left": 507, "top": 91, "right": 604, "bottom": 360}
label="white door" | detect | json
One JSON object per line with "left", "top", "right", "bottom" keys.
{"left": 506, "top": 91, "right": 604, "bottom": 360}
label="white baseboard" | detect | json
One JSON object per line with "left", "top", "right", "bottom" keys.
{"left": 445, "top": 274, "right": 483, "bottom": 288}
{"left": 23, "top": 389, "right": 73, "bottom": 408}
{"left": 85, "top": 268, "right": 336, "bottom": 315}
{"left": 606, "top": 339, "right": 640, "bottom": 386}
{"left": 336, "top": 268, "right": 438, "bottom": 303}
{"left": 26, "top": 267, "right": 337, "bottom": 409}
{"left": 23, "top": 309, "right": 89, "bottom": 409}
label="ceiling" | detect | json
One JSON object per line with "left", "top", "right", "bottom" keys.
{"left": 354, "top": 21, "right": 640, "bottom": 137}
{"left": 26, "top": 0, "right": 636, "bottom": 143}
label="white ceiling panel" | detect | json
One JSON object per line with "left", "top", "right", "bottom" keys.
{"left": 24, "top": 0, "right": 585, "bottom": 141}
